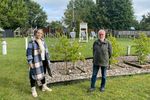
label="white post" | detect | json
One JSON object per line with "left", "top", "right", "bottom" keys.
{"left": 127, "top": 45, "right": 131, "bottom": 56}
{"left": 25, "top": 37, "right": 28, "bottom": 50}
{"left": 2, "top": 40, "right": 7, "bottom": 55}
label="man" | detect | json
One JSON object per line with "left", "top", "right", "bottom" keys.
{"left": 89, "top": 29, "right": 112, "bottom": 92}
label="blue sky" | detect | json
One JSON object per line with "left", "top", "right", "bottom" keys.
{"left": 33, "top": 0, "right": 150, "bottom": 22}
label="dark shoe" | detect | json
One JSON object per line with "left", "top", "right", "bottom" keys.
{"left": 87, "top": 88, "right": 95, "bottom": 92}
{"left": 100, "top": 87, "right": 105, "bottom": 92}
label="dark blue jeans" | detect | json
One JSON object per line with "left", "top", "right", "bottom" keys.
{"left": 91, "top": 64, "right": 107, "bottom": 89}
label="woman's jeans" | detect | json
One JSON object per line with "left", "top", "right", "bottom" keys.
{"left": 91, "top": 64, "right": 107, "bottom": 89}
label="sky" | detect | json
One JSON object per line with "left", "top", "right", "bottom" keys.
{"left": 33, "top": 0, "right": 150, "bottom": 22}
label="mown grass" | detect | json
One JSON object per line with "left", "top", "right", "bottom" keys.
{"left": 0, "top": 37, "right": 135, "bottom": 60}
{"left": 46, "top": 37, "right": 135, "bottom": 60}
{"left": 0, "top": 38, "right": 149, "bottom": 100}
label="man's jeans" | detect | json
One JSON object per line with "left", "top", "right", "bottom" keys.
{"left": 91, "top": 64, "right": 107, "bottom": 89}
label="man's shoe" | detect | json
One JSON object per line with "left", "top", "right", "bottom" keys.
{"left": 31, "top": 87, "right": 38, "bottom": 97}
{"left": 100, "top": 87, "right": 105, "bottom": 92}
{"left": 87, "top": 88, "right": 95, "bottom": 92}
{"left": 42, "top": 84, "right": 52, "bottom": 92}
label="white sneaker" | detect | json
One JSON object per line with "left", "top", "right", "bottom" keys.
{"left": 42, "top": 84, "right": 52, "bottom": 92}
{"left": 31, "top": 87, "right": 38, "bottom": 97}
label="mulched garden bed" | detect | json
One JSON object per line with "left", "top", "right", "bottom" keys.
{"left": 124, "top": 61, "right": 150, "bottom": 69}
{"left": 44, "top": 56, "right": 150, "bottom": 84}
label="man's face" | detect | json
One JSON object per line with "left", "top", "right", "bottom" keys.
{"left": 98, "top": 31, "right": 105, "bottom": 39}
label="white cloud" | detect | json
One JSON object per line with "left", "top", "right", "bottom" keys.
{"left": 33, "top": 0, "right": 71, "bottom": 22}
{"left": 132, "top": 0, "right": 150, "bottom": 20}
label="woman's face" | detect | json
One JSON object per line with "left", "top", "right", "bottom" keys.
{"left": 35, "top": 30, "right": 43, "bottom": 39}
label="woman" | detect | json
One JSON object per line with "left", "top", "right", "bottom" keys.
{"left": 26, "top": 29, "right": 52, "bottom": 97}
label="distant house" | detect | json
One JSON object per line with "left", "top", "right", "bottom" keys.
{"left": 2, "top": 29, "right": 14, "bottom": 38}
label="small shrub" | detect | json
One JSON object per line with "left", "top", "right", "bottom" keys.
{"left": 134, "top": 33, "right": 150, "bottom": 64}
{"left": 52, "top": 36, "right": 85, "bottom": 74}
{"left": 108, "top": 34, "right": 122, "bottom": 65}
{"left": 55, "top": 32, "right": 61, "bottom": 38}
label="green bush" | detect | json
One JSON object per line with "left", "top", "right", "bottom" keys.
{"left": 108, "top": 34, "right": 122, "bottom": 65}
{"left": 134, "top": 33, "right": 150, "bottom": 64}
{"left": 55, "top": 32, "right": 61, "bottom": 38}
{"left": 51, "top": 36, "right": 85, "bottom": 73}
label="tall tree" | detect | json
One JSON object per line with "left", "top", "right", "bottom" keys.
{"left": 140, "top": 13, "right": 150, "bottom": 30}
{"left": 25, "top": 0, "right": 48, "bottom": 28}
{"left": 94, "top": 0, "right": 109, "bottom": 29}
{"left": 97, "top": 0, "right": 135, "bottom": 30}
{"left": 0, "top": 0, "right": 48, "bottom": 29}
{"left": 0, "top": 0, "right": 28, "bottom": 29}
{"left": 49, "top": 21, "right": 63, "bottom": 33}
{"left": 63, "top": 0, "right": 95, "bottom": 34}
{"left": 64, "top": 0, "right": 135, "bottom": 32}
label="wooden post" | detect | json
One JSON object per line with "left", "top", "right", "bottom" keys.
{"left": 25, "top": 37, "right": 28, "bottom": 50}
{"left": 127, "top": 45, "right": 131, "bottom": 56}
{"left": 2, "top": 40, "right": 7, "bottom": 55}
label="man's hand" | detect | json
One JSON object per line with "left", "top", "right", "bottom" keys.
{"left": 108, "top": 65, "right": 111, "bottom": 70}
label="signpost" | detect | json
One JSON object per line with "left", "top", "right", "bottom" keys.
{"left": 70, "top": 31, "right": 76, "bottom": 39}
{"left": 89, "top": 31, "right": 96, "bottom": 40}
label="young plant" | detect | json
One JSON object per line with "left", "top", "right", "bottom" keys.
{"left": 52, "top": 36, "right": 85, "bottom": 74}
{"left": 134, "top": 33, "right": 150, "bottom": 64}
{"left": 108, "top": 34, "right": 122, "bottom": 65}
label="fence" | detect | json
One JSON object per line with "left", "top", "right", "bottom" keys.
{"left": 113, "top": 31, "right": 150, "bottom": 38}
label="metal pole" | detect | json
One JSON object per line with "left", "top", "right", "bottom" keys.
{"left": 72, "top": 0, "right": 75, "bottom": 32}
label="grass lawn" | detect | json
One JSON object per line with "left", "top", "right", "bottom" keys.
{"left": 0, "top": 37, "right": 149, "bottom": 100}
{"left": 0, "top": 37, "right": 135, "bottom": 60}
{"left": 46, "top": 37, "right": 135, "bottom": 60}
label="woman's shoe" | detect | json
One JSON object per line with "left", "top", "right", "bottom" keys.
{"left": 31, "top": 87, "right": 38, "bottom": 97}
{"left": 42, "top": 84, "right": 52, "bottom": 92}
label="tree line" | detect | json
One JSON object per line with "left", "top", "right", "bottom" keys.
{"left": 0, "top": 0, "right": 47, "bottom": 29}
{"left": 63, "top": 0, "right": 150, "bottom": 32}
{"left": 0, "top": 0, "right": 150, "bottom": 32}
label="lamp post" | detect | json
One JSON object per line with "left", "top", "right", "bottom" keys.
{"left": 72, "top": 0, "right": 75, "bottom": 32}
{"left": 70, "top": 0, "right": 76, "bottom": 39}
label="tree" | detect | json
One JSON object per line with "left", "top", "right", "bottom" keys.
{"left": 25, "top": 0, "right": 48, "bottom": 28}
{"left": 64, "top": 0, "right": 135, "bottom": 32}
{"left": 51, "top": 36, "right": 84, "bottom": 74}
{"left": 131, "top": 19, "right": 140, "bottom": 30}
{"left": 63, "top": 0, "right": 96, "bottom": 35}
{"left": 97, "top": 0, "right": 135, "bottom": 30}
{"left": 0, "top": 0, "right": 28, "bottom": 29}
{"left": 140, "top": 13, "right": 150, "bottom": 30}
{"left": 107, "top": 34, "right": 121, "bottom": 65}
{"left": 49, "top": 21, "right": 63, "bottom": 34}
{"left": 134, "top": 33, "right": 150, "bottom": 64}
{"left": 0, "top": 0, "right": 48, "bottom": 29}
